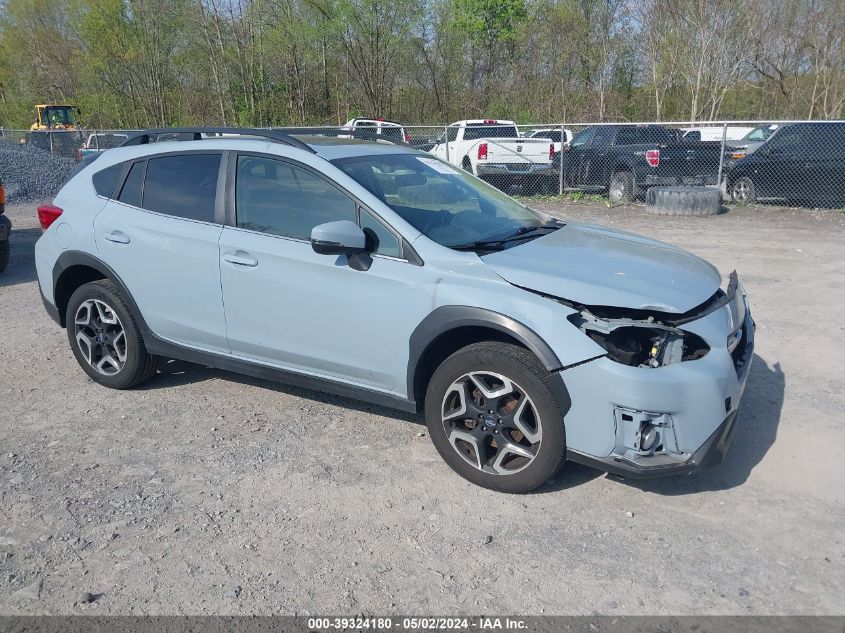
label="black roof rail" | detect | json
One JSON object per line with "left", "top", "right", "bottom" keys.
{"left": 119, "top": 127, "right": 316, "bottom": 153}
{"left": 270, "top": 127, "right": 411, "bottom": 147}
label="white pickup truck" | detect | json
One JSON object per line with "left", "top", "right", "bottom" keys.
{"left": 430, "top": 119, "right": 555, "bottom": 192}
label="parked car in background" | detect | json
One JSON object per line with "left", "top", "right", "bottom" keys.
{"left": 727, "top": 122, "right": 845, "bottom": 207}
{"left": 553, "top": 124, "right": 723, "bottom": 203}
{"left": 0, "top": 176, "right": 9, "bottom": 272}
{"left": 34, "top": 126, "right": 754, "bottom": 493}
{"left": 430, "top": 120, "right": 555, "bottom": 192}
{"left": 681, "top": 126, "right": 755, "bottom": 142}
{"left": 526, "top": 128, "right": 574, "bottom": 153}
{"left": 408, "top": 133, "right": 440, "bottom": 152}
{"left": 726, "top": 124, "right": 779, "bottom": 161}
{"left": 76, "top": 133, "right": 129, "bottom": 161}
{"left": 341, "top": 118, "right": 409, "bottom": 143}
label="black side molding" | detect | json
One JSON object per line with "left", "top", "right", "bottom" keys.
{"left": 144, "top": 334, "right": 418, "bottom": 414}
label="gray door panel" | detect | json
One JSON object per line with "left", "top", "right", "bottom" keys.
{"left": 93, "top": 202, "right": 228, "bottom": 352}
{"left": 219, "top": 228, "right": 430, "bottom": 392}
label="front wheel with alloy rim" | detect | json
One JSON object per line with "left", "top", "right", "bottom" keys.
{"left": 425, "top": 342, "right": 567, "bottom": 493}
{"left": 66, "top": 280, "right": 158, "bottom": 389}
{"left": 731, "top": 176, "right": 756, "bottom": 204}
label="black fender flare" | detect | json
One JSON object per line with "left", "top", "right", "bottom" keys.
{"left": 52, "top": 250, "right": 150, "bottom": 333}
{"left": 406, "top": 306, "right": 569, "bottom": 410}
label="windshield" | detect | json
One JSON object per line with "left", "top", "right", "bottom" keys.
{"left": 570, "top": 127, "right": 594, "bottom": 147}
{"left": 332, "top": 153, "right": 545, "bottom": 248}
{"left": 45, "top": 107, "right": 76, "bottom": 126}
{"left": 744, "top": 125, "right": 776, "bottom": 141}
{"left": 89, "top": 134, "right": 127, "bottom": 149}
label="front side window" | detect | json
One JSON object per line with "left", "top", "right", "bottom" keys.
{"left": 333, "top": 153, "right": 544, "bottom": 248}
{"left": 142, "top": 154, "right": 220, "bottom": 222}
{"left": 235, "top": 155, "right": 356, "bottom": 240}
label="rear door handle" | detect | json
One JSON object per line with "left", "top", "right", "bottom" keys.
{"left": 104, "top": 230, "right": 130, "bottom": 244}
{"left": 224, "top": 251, "right": 258, "bottom": 267}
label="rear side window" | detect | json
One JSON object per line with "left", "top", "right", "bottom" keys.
{"left": 118, "top": 161, "right": 145, "bottom": 207}
{"left": 142, "top": 154, "right": 221, "bottom": 222}
{"left": 92, "top": 163, "right": 123, "bottom": 197}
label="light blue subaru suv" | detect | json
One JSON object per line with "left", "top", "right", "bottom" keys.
{"left": 35, "top": 128, "right": 754, "bottom": 493}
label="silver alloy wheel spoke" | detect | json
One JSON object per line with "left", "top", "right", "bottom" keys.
{"left": 448, "top": 428, "right": 484, "bottom": 470}
{"left": 74, "top": 299, "right": 127, "bottom": 376}
{"left": 512, "top": 396, "right": 542, "bottom": 444}
{"left": 441, "top": 371, "right": 542, "bottom": 476}
{"left": 75, "top": 330, "right": 95, "bottom": 364}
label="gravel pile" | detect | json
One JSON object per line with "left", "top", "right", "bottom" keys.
{"left": 0, "top": 140, "right": 78, "bottom": 204}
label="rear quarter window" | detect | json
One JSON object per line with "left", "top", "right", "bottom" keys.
{"left": 92, "top": 162, "right": 123, "bottom": 197}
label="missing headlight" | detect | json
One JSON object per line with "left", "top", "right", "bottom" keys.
{"left": 568, "top": 312, "right": 709, "bottom": 368}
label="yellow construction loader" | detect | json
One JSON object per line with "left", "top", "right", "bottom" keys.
{"left": 28, "top": 105, "right": 83, "bottom": 157}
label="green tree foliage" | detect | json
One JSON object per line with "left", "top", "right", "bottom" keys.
{"left": 0, "top": 0, "right": 842, "bottom": 128}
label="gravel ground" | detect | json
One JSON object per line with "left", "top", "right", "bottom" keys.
{"left": 0, "top": 142, "right": 78, "bottom": 204}
{"left": 1, "top": 200, "right": 844, "bottom": 616}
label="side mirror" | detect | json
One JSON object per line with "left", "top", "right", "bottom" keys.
{"left": 311, "top": 220, "right": 367, "bottom": 255}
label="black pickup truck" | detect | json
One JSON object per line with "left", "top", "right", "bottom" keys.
{"left": 553, "top": 125, "right": 724, "bottom": 203}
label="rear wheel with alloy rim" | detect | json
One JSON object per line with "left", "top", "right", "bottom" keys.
{"left": 66, "top": 280, "right": 158, "bottom": 389}
{"left": 425, "top": 342, "right": 567, "bottom": 493}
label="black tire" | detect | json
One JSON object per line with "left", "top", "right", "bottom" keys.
{"left": 0, "top": 240, "right": 8, "bottom": 273}
{"left": 645, "top": 186, "right": 723, "bottom": 216}
{"left": 65, "top": 280, "right": 157, "bottom": 389}
{"left": 608, "top": 170, "right": 636, "bottom": 204}
{"left": 730, "top": 176, "right": 756, "bottom": 204}
{"left": 424, "top": 342, "right": 567, "bottom": 493}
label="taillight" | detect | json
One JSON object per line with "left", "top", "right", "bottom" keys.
{"left": 37, "top": 203, "right": 63, "bottom": 230}
{"left": 483, "top": 119, "right": 497, "bottom": 125}
{"left": 404, "top": 133, "right": 411, "bottom": 143}
{"left": 646, "top": 149, "right": 660, "bottom": 167}
{"left": 0, "top": 181, "right": 6, "bottom": 214}
{"left": 549, "top": 143, "right": 555, "bottom": 160}
{"left": 478, "top": 143, "right": 488, "bottom": 160}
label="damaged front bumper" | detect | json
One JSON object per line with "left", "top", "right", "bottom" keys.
{"left": 561, "top": 285, "right": 755, "bottom": 479}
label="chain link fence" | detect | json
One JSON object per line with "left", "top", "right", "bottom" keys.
{"left": 2, "top": 120, "right": 843, "bottom": 208}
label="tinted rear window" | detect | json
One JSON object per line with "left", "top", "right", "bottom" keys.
{"left": 615, "top": 127, "right": 677, "bottom": 145}
{"left": 379, "top": 126, "right": 404, "bottom": 141}
{"left": 142, "top": 154, "right": 221, "bottom": 222}
{"left": 463, "top": 125, "right": 519, "bottom": 140}
{"left": 92, "top": 162, "right": 123, "bottom": 197}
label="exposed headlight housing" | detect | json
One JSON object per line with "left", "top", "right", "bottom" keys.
{"left": 568, "top": 312, "right": 709, "bottom": 368}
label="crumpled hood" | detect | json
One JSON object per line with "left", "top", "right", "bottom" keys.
{"left": 482, "top": 222, "right": 722, "bottom": 313}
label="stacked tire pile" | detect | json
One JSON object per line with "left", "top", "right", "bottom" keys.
{"left": 0, "top": 140, "right": 77, "bottom": 204}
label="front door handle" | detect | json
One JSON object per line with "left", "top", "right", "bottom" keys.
{"left": 104, "top": 230, "right": 130, "bottom": 244}
{"left": 224, "top": 251, "right": 258, "bottom": 267}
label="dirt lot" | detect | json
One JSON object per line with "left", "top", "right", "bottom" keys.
{"left": 1, "top": 200, "right": 844, "bottom": 616}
